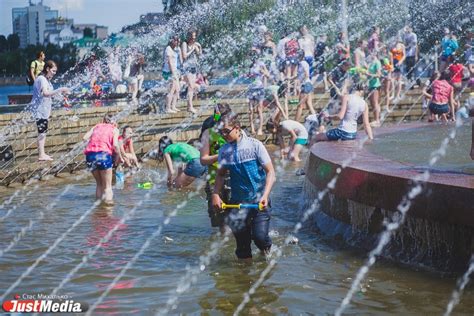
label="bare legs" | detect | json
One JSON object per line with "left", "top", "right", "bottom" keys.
{"left": 185, "top": 73, "right": 197, "bottom": 113}
{"left": 369, "top": 88, "right": 381, "bottom": 127}
{"left": 295, "top": 93, "right": 315, "bottom": 122}
{"left": 37, "top": 133, "right": 52, "bottom": 161}
{"left": 383, "top": 76, "right": 393, "bottom": 112}
{"left": 394, "top": 73, "right": 402, "bottom": 100}
{"left": 92, "top": 169, "right": 114, "bottom": 203}
{"left": 249, "top": 100, "right": 264, "bottom": 135}
{"left": 166, "top": 78, "right": 180, "bottom": 113}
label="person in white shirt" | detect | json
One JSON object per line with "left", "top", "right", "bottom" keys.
{"left": 277, "top": 119, "right": 308, "bottom": 161}
{"left": 29, "top": 60, "right": 70, "bottom": 161}
{"left": 181, "top": 30, "right": 202, "bottom": 113}
{"left": 163, "top": 36, "right": 180, "bottom": 113}
{"left": 295, "top": 50, "right": 316, "bottom": 122}
{"left": 298, "top": 25, "right": 315, "bottom": 78}
{"left": 315, "top": 83, "right": 373, "bottom": 142}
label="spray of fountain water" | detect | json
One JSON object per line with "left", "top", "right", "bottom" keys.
{"left": 443, "top": 255, "right": 474, "bottom": 316}
{"left": 0, "top": 109, "right": 203, "bottom": 301}
{"left": 335, "top": 112, "right": 465, "bottom": 316}
{"left": 142, "top": 4, "right": 411, "bottom": 313}
{"left": 230, "top": 3, "right": 472, "bottom": 312}
{"left": 0, "top": 13, "right": 247, "bottom": 221}
{"left": 0, "top": 185, "right": 71, "bottom": 258}
{"left": 85, "top": 179, "right": 207, "bottom": 315}
{"left": 48, "top": 178, "right": 163, "bottom": 297}
{"left": 0, "top": 0, "right": 470, "bottom": 312}
{"left": 156, "top": 230, "right": 232, "bottom": 315}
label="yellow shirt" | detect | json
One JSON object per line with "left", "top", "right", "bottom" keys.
{"left": 30, "top": 60, "right": 45, "bottom": 77}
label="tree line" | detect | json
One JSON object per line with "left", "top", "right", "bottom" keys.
{"left": 0, "top": 33, "right": 78, "bottom": 76}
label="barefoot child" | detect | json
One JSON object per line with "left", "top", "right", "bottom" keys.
{"left": 115, "top": 126, "right": 139, "bottom": 185}
{"left": 83, "top": 114, "right": 124, "bottom": 203}
{"left": 158, "top": 136, "right": 206, "bottom": 188}
{"left": 277, "top": 119, "right": 308, "bottom": 161}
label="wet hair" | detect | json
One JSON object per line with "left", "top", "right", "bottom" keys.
{"left": 430, "top": 71, "right": 441, "bottom": 82}
{"left": 187, "top": 29, "right": 197, "bottom": 40}
{"left": 103, "top": 113, "right": 116, "bottom": 124}
{"left": 41, "top": 60, "right": 57, "bottom": 75}
{"left": 215, "top": 103, "right": 232, "bottom": 116}
{"left": 221, "top": 112, "right": 240, "bottom": 128}
{"left": 37, "top": 51, "right": 45, "bottom": 58}
{"left": 158, "top": 136, "right": 173, "bottom": 160}
{"left": 266, "top": 119, "right": 276, "bottom": 133}
{"left": 168, "top": 35, "right": 179, "bottom": 46}
{"left": 440, "top": 71, "right": 451, "bottom": 81}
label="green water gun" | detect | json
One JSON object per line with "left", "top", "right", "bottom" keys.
{"left": 137, "top": 182, "right": 153, "bottom": 189}
{"left": 221, "top": 202, "right": 264, "bottom": 211}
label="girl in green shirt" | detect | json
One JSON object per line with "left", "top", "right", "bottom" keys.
{"left": 367, "top": 52, "right": 382, "bottom": 127}
{"left": 158, "top": 136, "right": 206, "bottom": 188}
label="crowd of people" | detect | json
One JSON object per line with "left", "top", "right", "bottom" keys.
{"left": 241, "top": 24, "right": 473, "bottom": 132}
{"left": 25, "top": 24, "right": 473, "bottom": 260}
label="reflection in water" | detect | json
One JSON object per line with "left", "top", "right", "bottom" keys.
{"left": 199, "top": 260, "right": 284, "bottom": 315}
{"left": 367, "top": 124, "right": 473, "bottom": 174}
{"left": 0, "top": 166, "right": 473, "bottom": 314}
{"left": 87, "top": 204, "right": 128, "bottom": 254}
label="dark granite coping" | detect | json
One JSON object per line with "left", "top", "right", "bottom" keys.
{"left": 310, "top": 122, "right": 474, "bottom": 190}
{"left": 306, "top": 122, "right": 474, "bottom": 227}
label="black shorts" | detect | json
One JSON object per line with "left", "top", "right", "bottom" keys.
{"left": 205, "top": 179, "right": 231, "bottom": 228}
{"left": 36, "top": 119, "right": 49, "bottom": 134}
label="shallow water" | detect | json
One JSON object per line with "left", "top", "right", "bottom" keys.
{"left": 0, "top": 160, "right": 473, "bottom": 315}
{"left": 0, "top": 85, "right": 31, "bottom": 105}
{"left": 367, "top": 123, "right": 474, "bottom": 175}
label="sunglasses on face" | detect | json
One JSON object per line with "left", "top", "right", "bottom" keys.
{"left": 219, "top": 126, "right": 236, "bottom": 136}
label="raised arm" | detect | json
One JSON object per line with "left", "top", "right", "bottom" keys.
{"left": 328, "top": 94, "right": 348, "bottom": 120}
{"left": 199, "top": 129, "right": 218, "bottom": 166}
{"left": 181, "top": 42, "right": 195, "bottom": 60}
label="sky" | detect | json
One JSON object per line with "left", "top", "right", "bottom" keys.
{"left": 0, "top": 0, "right": 164, "bottom": 36}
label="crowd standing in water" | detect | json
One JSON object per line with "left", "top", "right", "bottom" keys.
{"left": 25, "top": 24, "right": 473, "bottom": 259}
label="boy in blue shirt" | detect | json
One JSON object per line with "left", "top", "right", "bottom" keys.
{"left": 211, "top": 113, "right": 275, "bottom": 259}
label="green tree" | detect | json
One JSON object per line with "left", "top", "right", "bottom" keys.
{"left": 0, "top": 35, "right": 7, "bottom": 53}
{"left": 83, "top": 27, "right": 94, "bottom": 38}
{"left": 7, "top": 34, "right": 20, "bottom": 51}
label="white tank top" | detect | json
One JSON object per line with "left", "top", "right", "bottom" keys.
{"left": 339, "top": 94, "right": 366, "bottom": 133}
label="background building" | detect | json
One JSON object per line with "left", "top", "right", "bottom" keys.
{"left": 12, "top": 0, "right": 59, "bottom": 48}
{"left": 12, "top": 1, "right": 108, "bottom": 48}
{"left": 73, "top": 24, "right": 109, "bottom": 40}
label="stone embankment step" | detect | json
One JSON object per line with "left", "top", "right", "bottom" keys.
{"left": 0, "top": 88, "right": 471, "bottom": 185}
